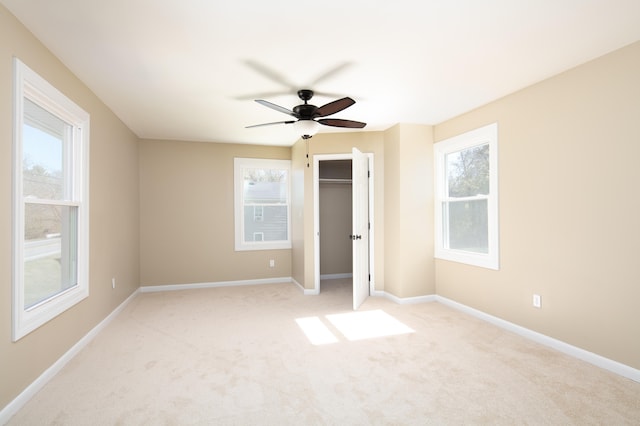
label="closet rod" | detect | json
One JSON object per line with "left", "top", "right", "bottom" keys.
{"left": 319, "top": 178, "right": 352, "bottom": 184}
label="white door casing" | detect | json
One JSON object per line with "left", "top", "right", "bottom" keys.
{"left": 313, "top": 152, "right": 374, "bottom": 302}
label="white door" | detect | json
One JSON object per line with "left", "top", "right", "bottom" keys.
{"left": 352, "top": 147, "right": 369, "bottom": 310}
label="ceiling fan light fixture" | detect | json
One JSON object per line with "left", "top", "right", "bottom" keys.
{"left": 293, "top": 119, "right": 320, "bottom": 138}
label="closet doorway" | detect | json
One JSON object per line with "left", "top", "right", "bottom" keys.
{"left": 313, "top": 152, "right": 374, "bottom": 308}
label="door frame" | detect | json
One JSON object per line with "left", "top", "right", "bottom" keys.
{"left": 313, "top": 152, "right": 375, "bottom": 295}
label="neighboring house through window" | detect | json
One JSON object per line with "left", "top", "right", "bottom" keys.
{"left": 12, "top": 58, "right": 90, "bottom": 340}
{"left": 434, "top": 122, "right": 499, "bottom": 270}
{"left": 234, "top": 158, "right": 291, "bottom": 251}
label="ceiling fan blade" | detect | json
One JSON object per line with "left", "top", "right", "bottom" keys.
{"left": 308, "top": 90, "right": 351, "bottom": 99}
{"left": 309, "top": 62, "right": 352, "bottom": 86}
{"left": 318, "top": 118, "right": 367, "bottom": 129}
{"left": 255, "top": 99, "right": 298, "bottom": 117}
{"left": 242, "top": 60, "right": 297, "bottom": 90}
{"left": 246, "top": 120, "right": 295, "bottom": 128}
{"left": 235, "top": 90, "right": 296, "bottom": 100}
{"left": 238, "top": 89, "right": 345, "bottom": 101}
{"left": 315, "top": 97, "right": 355, "bottom": 117}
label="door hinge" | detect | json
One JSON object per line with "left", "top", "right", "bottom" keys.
{"left": 368, "top": 274, "right": 371, "bottom": 281}
{"left": 367, "top": 170, "right": 371, "bottom": 178}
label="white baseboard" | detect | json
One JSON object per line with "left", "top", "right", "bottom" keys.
{"left": 436, "top": 295, "right": 640, "bottom": 383}
{"left": 139, "top": 277, "right": 293, "bottom": 293}
{"left": 320, "top": 273, "right": 353, "bottom": 280}
{"left": 0, "top": 289, "right": 140, "bottom": 425}
{"left": 292, "top": 278, "right": 319, "bottom": 295}
{"left": 381, "top": 292, "right": 437, "bottom": 305}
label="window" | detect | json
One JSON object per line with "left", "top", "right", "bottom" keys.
{"left": 13, "top": 59, "right": 90, "bottom": 340}
{"left": 434, "top": 123, "right": 499, "bottom": 270}
{"left": 234, "top": 158, "right": 291, "bottom": 251}
{"left": 253, "top": 205, "right": 264, "bottom": 222}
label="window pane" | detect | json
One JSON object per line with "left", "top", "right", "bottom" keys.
{"left": 244, "top": 205, "right": 288, "bottom": 242}
{"left": 234, "top": 158, "right": 291, "bottom": 251}
{"left": 242, "top": 166, "right": 288, "bottom": 243}
{"left": 22, "top": 98, "right": 70, "bottom": 200}
{"left": 446, "top": 144, "right": 490, "bottom": 197}
{"left": 24, "top": 204, "right": 78, "bottom": 309}
{"left": 243, "top": 168, "right": 288, "bottom": 204}
{"left": 446, "top": 199, "right": 488, "bottom": 254}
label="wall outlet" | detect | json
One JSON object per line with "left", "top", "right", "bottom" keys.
{"left": 112, "top": 278, "right": 116, "bottom": 289}
{"left": 269, "top": 259, "right": 275, "bottom": 268}
{"left": 532, "top": 294, "right": 541, "bottom": 308}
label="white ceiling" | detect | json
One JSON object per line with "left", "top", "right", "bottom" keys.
{"left": 3, "top": 0, "right": 640, "bottom": 146}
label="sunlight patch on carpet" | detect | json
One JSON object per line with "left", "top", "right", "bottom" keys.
{"left": 326, "top": 310, "right": 415, "bottom": 341}
{"left": 295, "top": 317, "right": 339, "bottom": 345}
{"left": 296, "top": 310, "right": 415, "bottom": 345}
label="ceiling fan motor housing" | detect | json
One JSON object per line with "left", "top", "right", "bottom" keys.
{"left": 293, "top": 104, "right": 318, "bottom": 119}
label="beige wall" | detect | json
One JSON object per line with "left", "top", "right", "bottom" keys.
{"left": 384, "top": 124, "right": 436, "bottom": 298}
{"left": 138, "top": 139, "right": 292, "bottom": 286}
{"left": 291, "top": 126, "right": 435, "bottom": 296}
{"left": 434, "top": 41, "right": 640, "bottom": 369}
{"left": 1, "top": 5, "right": 140, "bottom": 409}
{"left": 319, "top": 182, "right": 352, "bottom": 275}
{"left": 290, "top": 140, "right": 306, "bottom": 286}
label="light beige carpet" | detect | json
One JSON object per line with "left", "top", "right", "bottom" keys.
{"left": 9, "top": 280, "right": 640, "bottom": 425}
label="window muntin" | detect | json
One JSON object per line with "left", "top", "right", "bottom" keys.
{"left": 234, "top": 158, "right": 291, "bottom": 251}
{"left": 13, "top": 58, "right": 90, "bottom": 340}
{"left": 435, "top": 123, "right": 498, "bottom": 270}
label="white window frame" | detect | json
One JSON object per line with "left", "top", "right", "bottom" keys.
{"left": 434, "top": 122, "right": 499, "bottom": 270}
{"left": 234, "top": 158, "right": 291, "bottom": 251}
{"left": 12, "top": 58, "right": 90, "bottom": 341}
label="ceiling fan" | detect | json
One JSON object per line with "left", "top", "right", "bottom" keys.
{"left": 246, "top": 89, "right": 366, "bottom": 139}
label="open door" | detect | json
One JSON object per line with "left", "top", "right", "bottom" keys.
{"left": 352, "top": 147, "right": 369, "bottom": 310}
